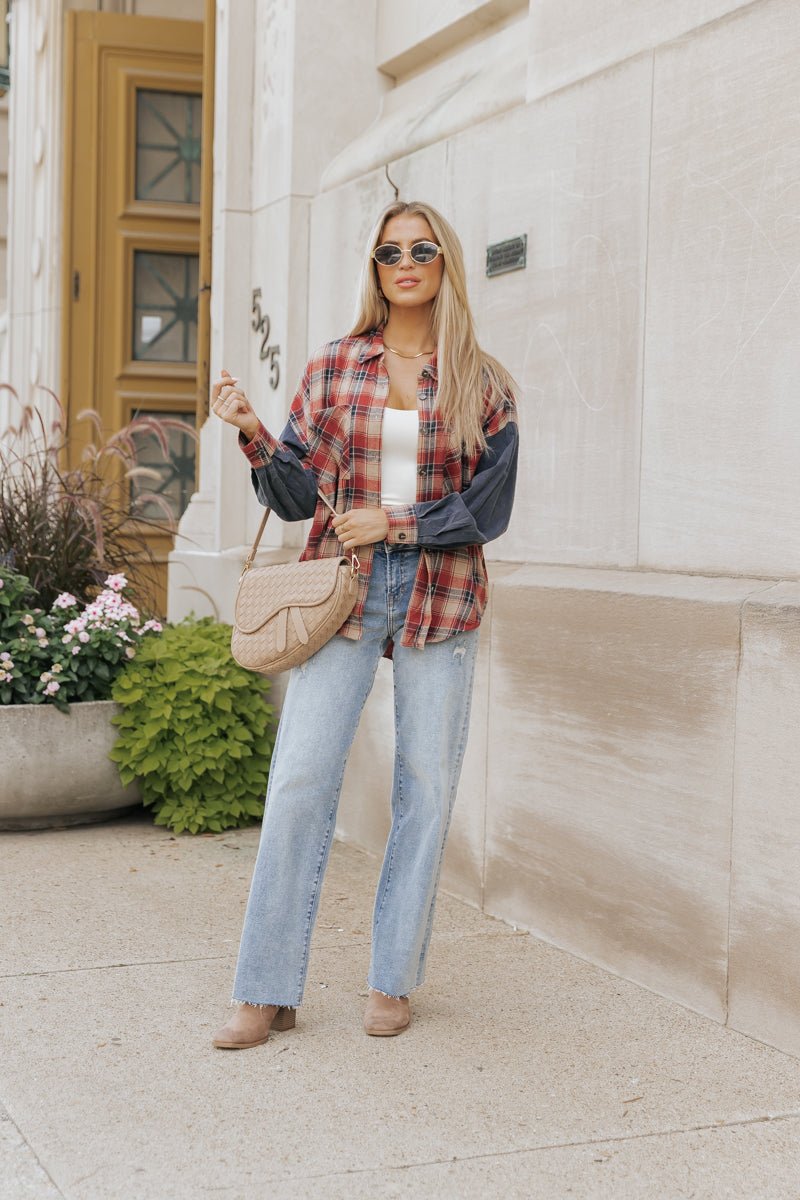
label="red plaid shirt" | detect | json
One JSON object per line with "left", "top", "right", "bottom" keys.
{"left": 240, "top": 328, "right": 518, "bottom": 649}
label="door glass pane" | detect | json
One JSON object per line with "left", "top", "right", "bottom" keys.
{"left": 136, "top": 89, "right": 202, "bottom": 204}
{"left": 133, "top": 251, "right": 198, "bottom": 362}
{"left": 130, "top": 411, "right": 196, "bottom": 522}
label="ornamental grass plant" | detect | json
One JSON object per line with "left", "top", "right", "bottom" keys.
{"left": 0, "top": 386, "right": 191, "bottom": 611}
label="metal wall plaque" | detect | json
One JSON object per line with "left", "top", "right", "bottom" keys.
{"left": 486, "top": 235, "right": 527, "bottom": 278}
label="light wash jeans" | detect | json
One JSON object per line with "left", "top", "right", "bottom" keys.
{"left": 231, "top": 541, "right": 480, "bottom": 1007}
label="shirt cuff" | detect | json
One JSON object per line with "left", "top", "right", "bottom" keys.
{"left": 239, "top": 422, "right": 280, "bottom": 468}
{"left": 384, "top": 505, "right": 419, "bottom": 545}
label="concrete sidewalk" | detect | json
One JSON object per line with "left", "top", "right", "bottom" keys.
{"left": 1, "top": 813, "right": 799, "bottom": 1200}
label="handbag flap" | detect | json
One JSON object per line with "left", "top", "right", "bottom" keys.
{"left": 234, "top": 556, "right": 351, "bottom": 635}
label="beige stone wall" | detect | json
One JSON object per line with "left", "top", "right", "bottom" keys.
{"left": 0, "top": 94, "right": 7, "bottom": 310}
{"left": 168, "top": 0, "right": 800, "bottom": 1058}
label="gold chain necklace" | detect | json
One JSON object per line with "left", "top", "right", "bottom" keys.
{"left": 384, "top": 342, "right": 435, "bottom": 359}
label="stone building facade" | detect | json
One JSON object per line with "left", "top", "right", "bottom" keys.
{"left": 3, "top": 0, "right": 800, "bottom": 1057}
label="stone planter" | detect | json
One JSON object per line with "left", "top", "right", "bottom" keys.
{"left": 0, "top": 700, "right": 141, "bottom": 830}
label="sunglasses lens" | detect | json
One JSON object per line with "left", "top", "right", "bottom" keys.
{"left": 410, "top": 242, "right": 440, "bottom": 264}
{"left": 374, "top": 244, "right": 402, "bottom": 266}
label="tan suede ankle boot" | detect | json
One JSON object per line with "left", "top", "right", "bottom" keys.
{"left": 212, "top": 1003, "right": 296, "bottom": 1050}
{"left": 363, "top": 989, "right": 410, "bottom": 1036}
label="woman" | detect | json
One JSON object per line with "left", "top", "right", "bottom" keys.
{"left": 211, "top": 200, "right": 518, "bottom": 1047}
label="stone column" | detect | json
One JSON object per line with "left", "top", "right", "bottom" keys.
{"left": 169, "top": 0, "right": 384, "bottom": 621}
{"left": 2, "top": 0, "right": 64, "bottom": 434}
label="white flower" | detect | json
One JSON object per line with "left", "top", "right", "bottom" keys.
{"left": 52, "top": 663, "right": 63, "bottom": 674}
{"left": 104, "top": 573, "right": 128, "bottom": 593}
{"left": 34, "top": 627, "right": 46, "bottom": 638}
{"left": 40, "top": 671, "right": 52, "bottom": 683}
{"left": 21, "top": 614, "right": 34, "bottom": 626}
{"left": 125, "top": 646, "right": 136, "bottom": 659}
{"left": 78, "top": 631, "right": 90, "bottom": 644}
{"left": 52, "top": 592, "right": 78, "bottom": 610}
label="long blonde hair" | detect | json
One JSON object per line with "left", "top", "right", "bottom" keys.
{"left": 349, "top": 200, "right": 515, "bottom": 453}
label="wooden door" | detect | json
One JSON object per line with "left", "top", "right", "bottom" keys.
{"left": 62, "top": 12, "right": 206, "bottom": 614}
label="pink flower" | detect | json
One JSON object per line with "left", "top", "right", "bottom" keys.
{"left": 104, "top": 573, "right": 128, "bottom": 593}
{"left": 72, "top": 645, "right": 80, "bottom": 655}
{"left": 34, "top": 627, "right": 46, "bottom": 638}
{"left": 44, "top": 680, "right": 60, "bottom": 696}
{"left": 78, "top": 631, "right": 90, "bottom": 644}
{"left": 52, "top": 592, "right": 78, "bottom": 610}
{"left": 0, "top": 651, "right": 11, "bottom": 663}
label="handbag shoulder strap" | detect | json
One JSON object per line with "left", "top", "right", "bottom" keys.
{"left": 240, "top": 488, "right": 350, "bottom": 579}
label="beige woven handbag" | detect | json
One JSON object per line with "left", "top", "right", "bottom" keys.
{"left": 231, "top": 490, "right": 359, "bottom": 674}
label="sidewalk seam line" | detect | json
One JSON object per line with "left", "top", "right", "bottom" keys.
{"left": 266, "top": 1109, "right": 800, "bottom": 1183}
{"left": 0, "top": 931, "right": 525, "bottom": 980}
{"left": 0, "top": 954, "right": 231, "bottom": 979}
{"left": 0, "top": 1102, "right": 67, "bottom": 1199}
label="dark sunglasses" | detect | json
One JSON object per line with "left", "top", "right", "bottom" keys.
{"left": 372, "top": 240, "right": 443, "bottom": 267}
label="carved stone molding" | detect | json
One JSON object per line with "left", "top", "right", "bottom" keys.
{"left": 2, "top": 0, "right": 64, "bottom": 430}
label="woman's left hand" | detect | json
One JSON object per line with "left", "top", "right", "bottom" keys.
{"left": 331, "top": 507, "right": 389, "bottom": 552}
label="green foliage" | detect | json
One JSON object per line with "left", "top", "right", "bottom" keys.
{"left": 110, "top": 618, "right": 275, "bottom": 835}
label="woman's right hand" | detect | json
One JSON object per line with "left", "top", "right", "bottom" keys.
{"left": 211, "top": 368, "right": 260, "bottom": 441}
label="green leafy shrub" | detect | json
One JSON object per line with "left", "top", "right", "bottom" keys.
{"left": 110, "top": 618, "right": 275, "bottom": 834}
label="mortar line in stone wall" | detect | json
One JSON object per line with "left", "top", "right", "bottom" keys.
{"left": 526, "top": 0, "right": 764, "bottom": 108}
{"left": 724, "top": 580, "right": 783, "bottom": 1024}
{"left": 487, "top": 558, "right": 792, "bottom": 585}
{"left": 479, "top": 584, "right": 494, "bottom": 913}
{"left": 302, "top": 193, "right": 311, "bottom": 354}
{"left": 635, "top": 49, "right": 656, "bottom": 569}
{"left": 250, "top": 193, "right": 315, "bottom": 218}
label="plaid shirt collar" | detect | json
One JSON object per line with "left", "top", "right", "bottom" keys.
{"left": 357, "top": 325, "right": 439, "bottom": 379}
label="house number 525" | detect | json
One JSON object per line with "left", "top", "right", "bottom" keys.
{"left": 251, "top": 288, "right": 281, "bottom": 389}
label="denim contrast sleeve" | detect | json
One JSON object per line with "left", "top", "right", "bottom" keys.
{"left": 237, "top": 364, "right": 319, "bottom": 521}
{"left": 238, "top": 422, "right": 318, "bottom": 521}
{"left": 384, "top": 419, "right": 518, "bottom": 548}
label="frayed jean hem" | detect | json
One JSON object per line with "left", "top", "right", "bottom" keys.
{"left": 367, "top": 977, "right": 422, "bottom": 1000}
{"left": 230, "top": 997, "right": 299, "bottom": 1010}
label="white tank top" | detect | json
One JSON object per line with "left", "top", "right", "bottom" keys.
{"left": 380, "top": 406, "right": 420, "bottom": 507}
